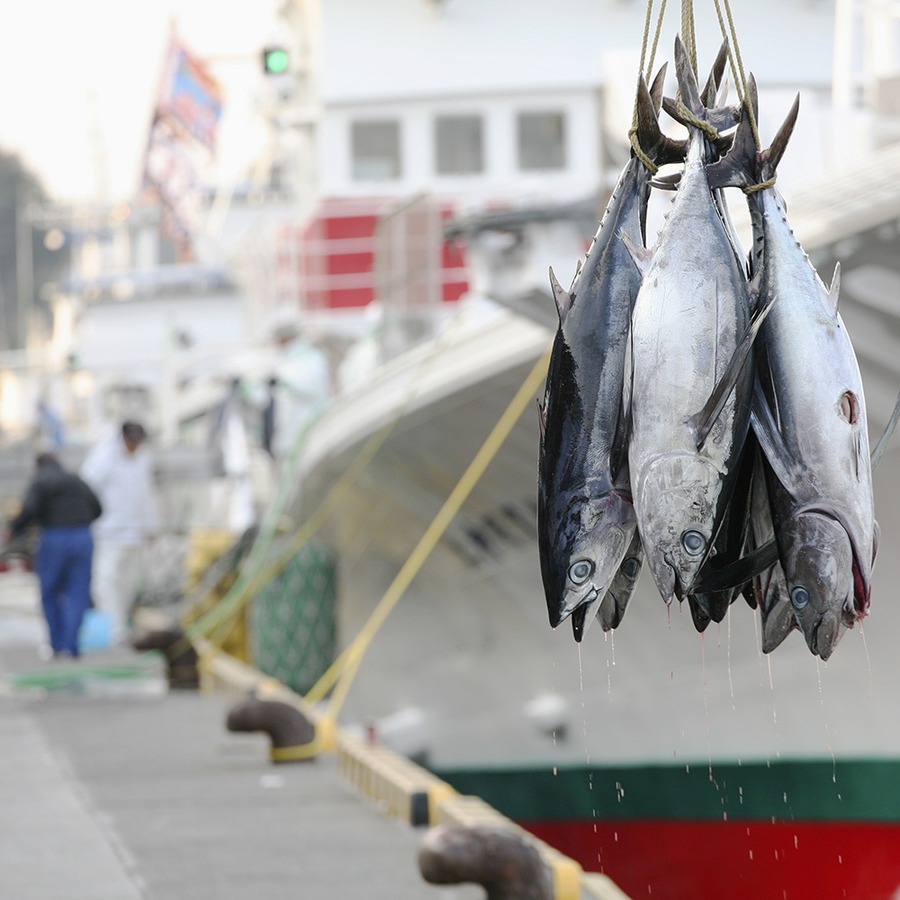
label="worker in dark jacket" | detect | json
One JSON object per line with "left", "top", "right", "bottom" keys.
{"left": 6, "top": 453, "right": 102, "bottom": 658}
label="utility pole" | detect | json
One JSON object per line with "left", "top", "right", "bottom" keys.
{"left": 15, "top": 186, "right": 33, "bottom": 351}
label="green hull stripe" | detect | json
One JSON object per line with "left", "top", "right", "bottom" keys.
{"left": 433, "top": 759, "right": 900, "bottom": 823}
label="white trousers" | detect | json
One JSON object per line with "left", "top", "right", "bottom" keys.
{"left": 91, "top": 541, "right": 145, "bottom": 643}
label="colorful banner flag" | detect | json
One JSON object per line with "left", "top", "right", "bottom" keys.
{"left": 141, "top": 30, "right": 223, "bottom": 254}
{"left": 158, "top": 36, "right": 224, "bottom": 151}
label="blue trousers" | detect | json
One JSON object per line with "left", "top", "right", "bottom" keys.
{"left": 35, "top": 527, "right": 94, "bottom": 657}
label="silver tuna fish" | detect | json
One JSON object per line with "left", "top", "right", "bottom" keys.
{"left": 538, "top": 67, "right": 681, "bottom": 638}
{"left": 626, "top": 38, "right": 770, "bottom": 606}
{"left": 713, "top": 79, "right": 878, "bottom": 660}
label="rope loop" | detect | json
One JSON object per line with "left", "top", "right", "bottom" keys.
{"left": 628, "top": 127, "right": 659, "bottom": 174}
{"left": 743, "top": 175, "right": 776, "bottom": 195}
{"left": 672, "top": 98, "right": 719, "bottom": 142}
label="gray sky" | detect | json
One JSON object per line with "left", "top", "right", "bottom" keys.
{"left": 0, "top": 0, "right": 279, "bottom": 203}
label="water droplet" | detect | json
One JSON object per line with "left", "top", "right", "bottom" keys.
{"left": 552, "top": 766, "right": 557, "bottom": 776}
{"left": 749, "top": 850, "right": 754, "bottom": 861}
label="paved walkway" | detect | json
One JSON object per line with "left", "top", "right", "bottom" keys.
{"left": 0, "top": 572, "right": 479, "bottom": 900}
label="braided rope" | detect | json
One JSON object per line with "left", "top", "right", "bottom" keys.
{"left": 743, "top": 176, "right": 777, "bottom": 194}
{"left": 628, "top": 127, "right": 660, "bottom": 174}
{"left": 673, "top": 97, "right": 719, "bottom": 141}
{"left": 630, "top": 0, "right": 668, "bottom": 172}
{"left": 714, "top": 0, "right": 761, "bottom": 150}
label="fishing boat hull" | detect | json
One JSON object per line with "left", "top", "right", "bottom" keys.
{"left": 291, "top": 300, "right": 900, "bottom": 899}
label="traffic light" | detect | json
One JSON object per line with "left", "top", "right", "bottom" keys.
{"left": 262, "top": 46, "right": 289, "bottom": 75}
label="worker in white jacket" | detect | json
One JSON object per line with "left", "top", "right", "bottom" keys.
{"left": 80, "top": 421, "right": 158, "bottom": 644}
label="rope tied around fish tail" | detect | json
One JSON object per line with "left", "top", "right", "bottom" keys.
{"left": 630, "top": 0, "right": 668, "bottom": 173}
{"left": 743, "top": 176, "right": 777, "bottom": 194}
{"left": 628, "top": 126, "right": 660, "bottom": 174}
{"left": 672, "top": 97, "right": 719, "bottom": 142}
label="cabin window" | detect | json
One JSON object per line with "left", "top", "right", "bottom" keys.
{"left": 351, "top": 120, "right": 402, "bottom": 180}
{"left": 434, "top": 115, "right": 484, "bottom": 175}
{"left": 517, "top": 111, "right": 566, "bottom": 170}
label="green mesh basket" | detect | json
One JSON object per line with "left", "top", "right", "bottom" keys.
{"left": 249, "top": 541, "right": 337, "bottom": 695}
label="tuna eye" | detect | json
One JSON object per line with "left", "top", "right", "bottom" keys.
{"left": 790, "top": 586, "right": 810, "bottom": 610}
{"left": 568, "top": 560, "right": 593, "bottom": 585}
{"left": 682, "top": 531, "right": 706, "bottom": 557}
{"left": 622, "top": 557, "right": 641, "bottom": 580}
{"left": 839, "top": 391, "right": 859, "bottom": 424}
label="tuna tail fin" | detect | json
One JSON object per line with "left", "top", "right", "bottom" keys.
{"left": 708, "top": 76, "right": 799, "bottom": 191}
{"left": 665, "top": 38, "right": 740, "bottom": 136}
{"left": 634, "top": 75, "right": 684, "bottom": 169}
{"left": 762, "top": 87, "right": 800, "bottom": 179}
{"left": 673, "top": 35, "right": 705, "bottom": 118}
{"left": 648, "top": 62, "right": 668, "bottom": 112}
{"left": 701, "top": 41, "right": 728, "bottom": 109}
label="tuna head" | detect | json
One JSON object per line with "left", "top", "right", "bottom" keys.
{"left": 635, "top": 453, "right": 724, "bottom": 603}
{"left": 539, "top": 491, "right": 635, "bottom": 629}
{"left": 776, "top": 511, "right": 855, "bottom": 661}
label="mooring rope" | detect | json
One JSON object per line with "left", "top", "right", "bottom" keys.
{"left": 306, "top": 345, "right": 553, "bottom": 722}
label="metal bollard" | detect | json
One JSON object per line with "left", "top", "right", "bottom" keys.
{"left": 418, "top": 824, "right": 553, "bottom": 900}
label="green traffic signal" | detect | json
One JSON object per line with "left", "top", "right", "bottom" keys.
{"left": 262, "top": 47, "right": 289, "bottom": 75}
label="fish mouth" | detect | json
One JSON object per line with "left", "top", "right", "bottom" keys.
{"left": 648, "top": 555, "right": 679, "bottom": 605}
{"left": 570, "top": 586, "right": 604, "bottom": 642}
{"left": 548, "top": 517, "right": 633, "bottom": 628}
{"left": 778, "top": 509, "right": 855, "bottom": 659}
{"left": 810, "top": 612, "right": 844, "bottom": 661}
{"left": 792, "top": 504, "right": 872, "bottom": 621}
{"left": 571, "top": 602, "right": 591, "bottom": 642}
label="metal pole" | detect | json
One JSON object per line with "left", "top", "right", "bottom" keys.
{"left": 15, "top": 186, "right": 33, "bottom": 351}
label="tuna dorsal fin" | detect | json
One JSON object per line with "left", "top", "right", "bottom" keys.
{"left": 764, "top": 90, "right": 800, "bottom": 176}
{"left": 827, "top": 261, "right": 841, "bottom": 316}
{"left": 706, "top": 83, "right": 761, "bottom": 191}
{"left": 674, "top": 35, "right": 704, "bottom": 118}
{"left": 549, "top": 267, "right": 573, "bottom": 322}
{"left": 649, "top": 62, "right": 668, "bottom": 112}
{"left": 701, "top": 41, "right": 728, "bottom": 108}
{"left": 620, "top": 232, "right": 652, "bottom": 275}
{"left": 635, "top": 75, "right": 684, "bottom": 168}
{"left": 690, "top": 290, "right": 774, "bottom": 451}
{"left": 536, "top": 398, "right": 547, "bottom": 442}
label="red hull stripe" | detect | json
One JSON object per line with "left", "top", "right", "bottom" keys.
{"left": 525, "top": 818, "right": 900, "bottom": 900}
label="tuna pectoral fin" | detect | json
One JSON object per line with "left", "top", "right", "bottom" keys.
{"left": 690, "top": 292, "right": 774, "bottom": 451}
{"left": 871, "top": 381, "right": 900, "bottom": 470}
{"left": 750, "top": 378, "right": 807, "bottom": 490}
{"left": 692, "top": 537, "right": 781, "bottom": 594}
